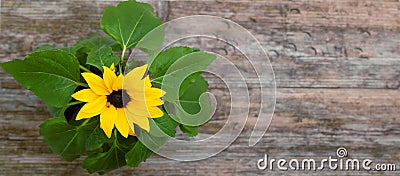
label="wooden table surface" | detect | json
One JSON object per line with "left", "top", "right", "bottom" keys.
{"left": 1, "top": 0, "right": 399, "bottom": 175}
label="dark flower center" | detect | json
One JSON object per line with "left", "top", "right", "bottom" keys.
{"left": 107, "top": 89, "right": 130, "bottom": 108}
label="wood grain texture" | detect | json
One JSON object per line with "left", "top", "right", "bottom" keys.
{"left": 1, "top": 0, "right": 400, "bottom": 175}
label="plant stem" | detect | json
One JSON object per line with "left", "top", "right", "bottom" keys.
{"left": 79, "top": 65, "right": 92, "bottom": 73}
{"left": 120, "top": 46, "right": 126, "bottom": 74}
{"left": 151, "top": 75, "right": 164, "bottom": 82}
{"left": 76, "top": 82, "right": 88, "bottom": 87}
{"left": 113, "top": 128, "right": 119, "bottom": 146}
{"left": 67, "top": 101, "right": 83, "bottom": 107}
{"left": 79, "top": 118, "right": 91, "bottom": 127}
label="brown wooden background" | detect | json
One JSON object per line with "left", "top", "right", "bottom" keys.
{"left": 1, "top": 0, "right": 400, "bottom": 175}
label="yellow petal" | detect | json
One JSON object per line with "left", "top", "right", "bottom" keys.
{"left": 124, "top": 79, "right": 146, "bottom": 94}
{"left": 128, "top": 91, "right": 164, "bottom": 106}
{"left": 76, "top": 109, "right": 100, "bottom": 120}
{"left": 129, "top": 88, "right": 165, "bottom": 104}
{"left": 146, "top": 98, "right": 164, "bottom": 106}
{"left": 71, "top": 89, "right": 100, "bottom": 102}
{"left": 123, "top": 64, "right": 148, "bottom": 93}
{"left": 110, "top": 63, "right": 115, "bottom": 72}
{"left": 80, "top": 96, "right": 107, "bottom": 113}
{"left": 125, "top": 109, "right": 150, "bottom": 132}
{"left": 125, "top": 64, "right": 148, "bottom": 81}
{"left": 100, "top": 105, "right": 117, "bottom": 138}
{"left": 125, "top": 100, "right": 164, "bottom": 118}
{"left": 75, "top": 96, "right": 107, "bottom": 120}
{"left": 125, "top": 100, "right": 149, "bottom": 116}
{"left": 82, "top": 73, "right": 110, "bottom": 95}
{"left": 148, "top": 107, "right": 164, "bottom": 118}
{"left": 129, "top": 127, "right": 135, "bottom": 136}
{"left": 112, "top": 74, "right": 123, "bottom": 91}
{"left": 115, "top": 108, "right": 130, "bottom": 138}
{"left": 144, "top": 75, "right": 152, "bottom": 88}
{"left": 147, "top": 87, "right": 166, "bottom": 97}
{"left": 103, "top": 66, "right": 117, "bottom": 92}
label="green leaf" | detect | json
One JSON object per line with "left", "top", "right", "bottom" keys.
{"left": 179, "top": 124, "right": 198, "bottom": 137}
{"left": 179, "top": 75, "right": 209, "bottom": 114}
{"left": 125, "top": 141, "right": 153, "bottom": 167}
{"left": 83, "top": 131, "right": 136, "bottom": 174}
{"left": 83, "top": 145, "right": 127, "bottom": 174}
{"left": 39, "top": 117, "right": 98, "bottom": 161}
{"left": 100, "top": 1, "right": 163, "bottom": 51}
{"left": 85, "top": 127, "right": 112, "bottom": 151}
{"left": 33, "top": 44, "right": 55, "bottom": 52}
{"left": 75, "top": 36, "right": 120, "bottom": 53}
{"left": 176, "top": 76, "right": 209, "bottom": 137}
{"left": 125, "top": 58, "right": 146, "bottom": 72}
{"left": 60, "top": 47, "right": 79, "bottom": 55}
{"left": 46, "top": 105, "right": 67, "bottom": 117}
{"left": 34, "top": 44, "right": 80, "bottom": 56}
{"left": 150, "top": 48, "right": 215, "bottom": 128}
{"left": 1, "top": 50, "right": 81, "bottom": 107}
{"left": 150, "top": 111, "right": 179, "bottom": 137}
{"left": 125, "top": 111, "right": 178, "bottom": 168}
{"left": 73, "top": 36, "right": 121, "bottom": 66}
{"left": 86, "top": 46, "right": 119, "bottom": 72}
{"left": 127, "top": 119, "right": 178, "bottom": 168}
{"left": 148, "top": 47, "right": 198, "bottom": 79}
{"left": 136, "top": 25, "right": 165, "bottom": 53}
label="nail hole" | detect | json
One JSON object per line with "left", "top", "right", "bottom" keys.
{"left": 269, "top": 50, "right": 280, "bottom": 58}
{"left": 290, "top": 8, "right": 300, "bottom": 14}
{"left": 303, "top": 31, "right": 313, "bottom": 39}
{"left": 359, "top": 28, "right": 371, "bottom": 36}
{"left": 284, "top": 43, "right": 297, "bottom": 51}
{"left": 354, "top": 47, "right": 363, "bottom": 52}
{"left": 306, "top": 46, "right": 318, "bottom": 56}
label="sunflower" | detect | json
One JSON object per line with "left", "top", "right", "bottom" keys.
{"left": 71, "top": 64, "right": 165, "bottom": 138}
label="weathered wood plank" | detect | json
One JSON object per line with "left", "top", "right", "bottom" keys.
{"left": 2, "top": 1, "right": 399, "bottom": 89}
{"left": 163, "top": 0, "right": 400, "bottom": 89}
{"left": 0, "top": 88, "right": 399, "bottom": 175}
